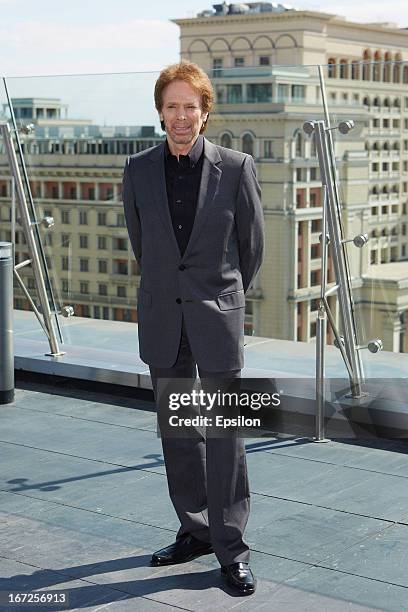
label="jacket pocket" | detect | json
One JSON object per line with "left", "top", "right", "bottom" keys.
{"left": 137, "top": 288, "right": 152, "bottom": 307}
{"left": 216, "top": 290, "right": 245, "bottom": 310}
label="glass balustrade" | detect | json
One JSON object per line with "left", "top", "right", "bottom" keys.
{"left": 0, "top": 61, "right": 407, "bottom": 378}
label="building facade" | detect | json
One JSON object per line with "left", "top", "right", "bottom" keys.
{"left": 173, "top": 2, "right": 408, "bottom": 350}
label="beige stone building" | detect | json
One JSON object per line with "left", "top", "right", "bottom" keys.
{"left": 173, "top": 2, "right": 408, "bottom": 350}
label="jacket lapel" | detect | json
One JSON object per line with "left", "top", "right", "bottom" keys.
{"left": 146, "top": 142, "right": 181, "bottom": 257}
{"left": 182, "top": 138, "right": 222, "bottom": 260}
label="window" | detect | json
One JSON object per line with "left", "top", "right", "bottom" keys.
{"left": 310, "top": 168, "right": 317, "bottom": 180}
{"left": 113, "top": 237, "right": 128, "bottom": 251}
{"left": 79, "top": 235, "right": 88, "bottom": 249}
{"left": 327, "top": 58, "right": 336, "bottom": 78}
{"left": 61, "top": 233, "right": 70, "bottom": 247}
{"left": 80, "top": 258, "right": 89, "bottom": 272}
{"left": 311, "top": 219, "right": 321, "bottom": 232}
{"left": 117, "top": 286, "right": 127, "bottom": 298}
{"left": 80, "top": 282, "right": 89, "bottom": 294}
{"left": 98, "top": 212, "right": 107, "bottom": 226}
{"left": 259, "top": 56, "right": 270, "bottom": 66}
{"left": 247, "top": 83, "right": 272, "bottom": 103}
{"left": 310, "top": 321, "right": 316, "bottom": 338}
{"left": 264, "top": 140, "right": 273, "bottom": 158}
{"left": 98, "top": 236, "right": 107, "bottom": 249}
{"left": 62, "top": 279, "right": 69, "bottom": 293}
{"left": 114, "top": 260, "right": 128, "bottom": 275}
{"left": 277, "top": 84, "right": 288, "bottom": 103}
{"left": 79, "top": 211, "right": 88, "bottom": 225}
{"left": 295, "top": 131, "right": 303, "bottom": 157}
{"left": 212, "top": 58, "right": 223, "bottom": 75}
{"left": 82, "top": 305, "right": 91, "bottom": 318}
{"left": 61, "top": 256, "right": 69, "bottom": 271}
{"left": 291, "top": 85, "right": 305, "bottom": 102}
{"left": 117, "top": 213, "right": 126, "bottom": 227}
{"left": 234, "top": 57, "right": 245, "bottom": 68}
{"left": 242, "top": 133, "right": 254, "bottom": 156}
{"left": 296, "top": 168, "right": 302, "bottom": 182}
{"left": 226, "top": 84, "right": 242, "bottom": 104}
{"left": 99, "top": 284, "right": 107, "bottom": 296}
{"left": 61, "top": 210, "right": 70, "bottom": 224}
{"left": 98, "top": 260, "right": 108, "bottom": 273}
{"left": 310, "top": 270, "right": 320, "bottom": 286}
{"left": 43, "top": 233, "right": 53, "bottom": 247}
{"left": 220, "top": 133, "right": 232, "bottom": 149}
{"left": 311, "top": 244, "right": 320, "bottom": 259}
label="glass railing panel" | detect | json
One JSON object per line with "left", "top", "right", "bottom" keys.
{"left": 316, "top": 60, "right": 408, "bottom": 378}
{"left": 0, "top": 65, "right": 327, "bottom": 353}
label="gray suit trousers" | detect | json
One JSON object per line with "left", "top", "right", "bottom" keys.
{"left": 149, "top": 317, "right": 250, "bottom": 566}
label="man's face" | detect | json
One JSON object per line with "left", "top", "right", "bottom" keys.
{"left": 159, "top": 80, "right": 208, "bottom": 149}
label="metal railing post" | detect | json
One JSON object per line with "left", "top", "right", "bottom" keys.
{"left": 0, "top": 242, "right": 14, "bottom": 404}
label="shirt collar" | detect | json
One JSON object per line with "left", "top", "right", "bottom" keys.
{"left": 165, "top": 134, "right": 204, "bottom": 167}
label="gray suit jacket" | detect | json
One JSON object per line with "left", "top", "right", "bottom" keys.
{"left": 122, "top": 137, "right": 264, "bottom": 371}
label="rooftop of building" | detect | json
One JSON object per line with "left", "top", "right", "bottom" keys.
{"left": 174, "top": 2, "right": 408, "bottom": 34}
{"left": 2, "top": 367, "right": 408, "bottom": 609}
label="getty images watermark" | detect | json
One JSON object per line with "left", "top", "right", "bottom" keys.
{"left": 167, "top": 389, "right": 281, "bottom": 429}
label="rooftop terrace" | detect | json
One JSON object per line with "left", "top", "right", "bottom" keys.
{"left": 1, "top": 374, "right": 408, "bottom": 610}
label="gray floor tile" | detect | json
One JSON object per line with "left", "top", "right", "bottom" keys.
{"left": 246, "top": 494, "right": 388, "bottom": 564}
{"left": 323, "top": 523, "right": 408, "bottom": 588}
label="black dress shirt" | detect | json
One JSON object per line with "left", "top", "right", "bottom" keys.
{"left": 164, "top": 134, "right": 204, "bottom": 257}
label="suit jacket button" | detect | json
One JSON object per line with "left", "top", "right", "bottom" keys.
{"left": 176, "top": 298, "right": 182, "bottom": 304}
{"left": 179, "top": 264, "right": 186, "bottom": 271}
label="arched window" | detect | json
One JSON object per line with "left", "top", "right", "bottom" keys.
{"left": 328, "top": 58, "right": 336, "bottom": 78}
{"left": 393, "top": 54, "right": 401, "bottom": 83}
{"left": 362, "top": 50, "right": 371, "bottom": 80}
{"left": 220, "top": 133, "right": 232, "bottom": 149}
{"left": 242, "top": 133, "right": 254, "bottom": 156}
{"left": 373, "top": 142, "right": 380, "bottom": 151}
{"left": 393, "top": 141, "right": 400, "bottom": 151}
{"left": 294, "top": 131, "right": 303, "bottom": 157}
{"left": 384, "top": 97, "right": 390, "bottom": 108}
{"left": 383, "top": 141, "right": 390, "bottom": 151}
{"left": 382, "top": 185, "right": 389, "bottom": 194}
{"left": 384, "top": 52, "right": 392, "bottom": 82}
{"left": 339, "top": 59, "right": 348, "bottom": 79}
{"left": 372, "top": 185, "right": 379, "bottom": 195}
{"left": 392, "top": 184, "right": 399, "bottom": 193}
{"left": 394, "top": 97, "right": 401, "bottom": 108}
{"left": 351, "top": 61, "right": 360, "bottom": 80}
{"left": 310, "top": 134, "right": 316, "bottom": 157}
{"left": 363, "top": 96, "right": 370, "bottom": 107}
{"left": 373, "top": 96, "right": 381, "bottom": 107}
{"left": 373, "top": 51, "right": 382, "bottom": 81}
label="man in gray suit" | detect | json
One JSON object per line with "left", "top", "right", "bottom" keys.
{"left": 122, "top": 60, "right": 264, "bottom": 595}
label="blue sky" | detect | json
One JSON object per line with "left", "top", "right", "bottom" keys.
{"left": 1, "top": 0, "right": 407, "bottom": 127}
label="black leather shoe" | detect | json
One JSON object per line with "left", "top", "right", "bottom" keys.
{"left": 151, "top": 534, "right": 213, "bottom": 566}
{"left": 221, "top": 562, "right": 257, "bottom": 595}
